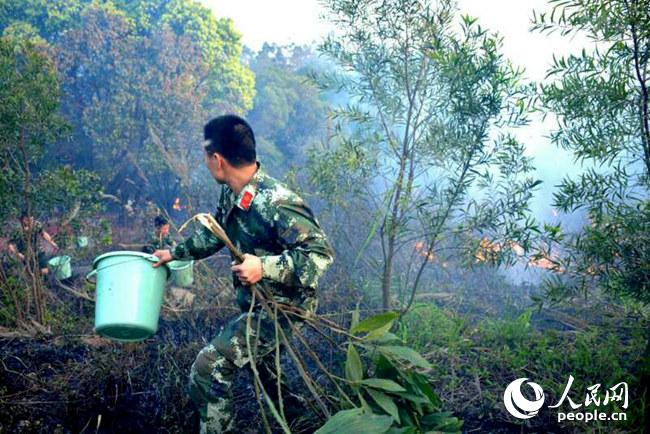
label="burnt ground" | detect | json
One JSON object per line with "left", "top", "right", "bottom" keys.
{"left": 0, "top": 267, "right": 646, "bottom": 433}
{"left": 0, "top": 267, "right": 338, "bottom": 434}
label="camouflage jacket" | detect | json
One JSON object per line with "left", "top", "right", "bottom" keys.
{"left": 143, "top": 233, "right": 176, "bottom": 254}
{"left": 11, "top": 221, "right": 44, "bottom": 253}
{"left": 172, "top": 163, "right": 334, "bottom": 312}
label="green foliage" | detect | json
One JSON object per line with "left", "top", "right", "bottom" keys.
{"left": 312, "top": 0, "right": 540, "bottom": 310}
{"left": 0, "top": 32, "right": 105, "bottom": 327}
{"left": 0, "top": 0, "right": 255, "bottom": 209}
{"left": 320, "top": 310, "right": 463, "bottom": 434}
{"left": 532, "top": 0, "right": 650, "bottom": 306}
{"left": 247, "top": 44, "right": 329, "bottom": 174}
{"left": 155, "top": 0, "right": 254, "bottom": 112}
{"left": 400, "top": 303, "right": 647, "bottom": 432}
{"left": 0, "top": 35, "right": 68, "bottom": 222}
{"left": 34, "top": 167, "right": 102, "bottom": 217}
{"left": 315, "top": 407, "right": 393, "bottom": 434}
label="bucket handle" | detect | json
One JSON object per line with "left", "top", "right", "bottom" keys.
{"left": 143, "top": 254, "right": 162, "bottom": 264}
{"left": 85, "top": 254, "right": 167, "bottom": 284}
{"left": 86, "top": 269, "right": 97, "bottom": 283}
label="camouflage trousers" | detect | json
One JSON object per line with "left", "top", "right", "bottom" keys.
{"left": 188, "top": 309, "right": 298, "bottom": 433}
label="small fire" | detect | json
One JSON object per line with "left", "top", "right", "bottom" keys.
{"left": 475, "top": 236, "right": 501, "bottom": 263}
{"left": 528, "top": 253, "right": 565, "bottom": 272}
{"left": 510, "top": 242, "right": 525, "bottom": 256}
{"left": 173, "top": 197, "right": 183, "bottom": 211}
{"left": 414, "top": 241, "right": 436, "bottom": 262}
{"left": 475, "top": 238, "right": 526, "bottom": 263}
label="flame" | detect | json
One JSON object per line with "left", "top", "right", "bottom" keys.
{"left": 414, "top": 241, "right": 436, "bottom": 262}
{"left": 510, "top": 242, "right": 525, "bottom": 256}
{"left": 474, "top": 238, "right": 526, "bottom": 263}
{"left": 528, "top": 253, "right": 566, "bottom": 272}
{"left": 475, "top": 237, "right": 501, "bottom": 263}
{"left": 173, "top": 197, "right": 182, "bottom": 211}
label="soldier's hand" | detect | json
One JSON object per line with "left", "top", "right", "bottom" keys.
{"left": 152, "top": 249, "right": 172, "bottom": 268}
{"left": 231, "top": 253, "right": 262, "bottom": 286}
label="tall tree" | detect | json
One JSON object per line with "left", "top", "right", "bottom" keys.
{"left": 532, "top": 0, "right": 650, "bottom": 301}
{"left": 312, "top": 0, "right": 539, "bottom": 310}
{"left": 55, "top": 4, "right": 209, "bottom": 205}
{"left": 0, "top": 36, "right": 66, "bottom": 223}
{"left": 532, "top": 0, "right": 649, "bottom": 426}
{"left": 0, "top": 0, "right": 255, "bottom": 210}
{"left": 0, "top": 35, "right": 87, "bottom": 325}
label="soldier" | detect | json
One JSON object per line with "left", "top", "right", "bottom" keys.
{"left": 142, "top": 215, "right": 176, "bottom": 254}
{"left": 152, "top": 114, "right": 334, "bottom": 433}
{"left": 8, "top": 213, "right": 59, "bottom": 275}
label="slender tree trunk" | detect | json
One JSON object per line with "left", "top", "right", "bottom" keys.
{"left": 18, "top": 127, "right": 46, "bottom": 325}
{"left": 642, "top": 325, "right": 650, "bottom": 433}
{"left": 629, "top": 14, "right": 650, "bottom": 180}
{"left": 381, "top": 149, "right": 409, "bottom": 310}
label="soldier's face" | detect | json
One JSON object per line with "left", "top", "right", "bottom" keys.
{"left": 205, "top": 151, "right": 226, "bottom": 184}
{"left": 20, "top": 216, "right": 34, "bottom": 230}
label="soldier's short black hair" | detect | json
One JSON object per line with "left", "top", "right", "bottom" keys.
{"left": 154, "top": 216, "right": 168, "bottom": 228}
{"left": 204, "top": 115, "right": 256, "bottom": 167}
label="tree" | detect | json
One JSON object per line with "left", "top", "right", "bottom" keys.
{"left": 0, "top": 35, "right": 101, "bottom": 326}
{"left": 311, "top": 0, "right": 539, "bottom": 310}
{"left": 0, "top": 0, "right": 255, "bottom": 211}
{"left": 54, "top": 4, "right": 210, "bottom": 207}
{"left": 247, "top": 44, "right": 329, "bottom": 174}
{"left": 532, "top": 0, "right": 649, "bottom": 427}
{"left": 532, "top": 0, "right": 649, "bottom": 301}
{"left": 0, "top": 36, "right": 65, "bottom": 223}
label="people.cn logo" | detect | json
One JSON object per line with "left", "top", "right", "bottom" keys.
{"left": 503, "top": 378, "right": 545, "bottom": 419}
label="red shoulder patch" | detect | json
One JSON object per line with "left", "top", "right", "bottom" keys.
{"left": 240, "top": 190, "right": 254, "bottom": 210}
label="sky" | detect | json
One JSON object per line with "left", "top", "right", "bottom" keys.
{"left": 200, "top": 0, "right": 596, "bottom": 221}
{"left": 201, "top": 0, "right": 332, "bottom": 51}
{"left": 200, "top": 0, "right": 591, "bottom": 82}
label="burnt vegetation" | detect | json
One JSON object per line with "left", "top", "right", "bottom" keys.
{"left": 0, "top": 0, "right": 648, "bottom": 433}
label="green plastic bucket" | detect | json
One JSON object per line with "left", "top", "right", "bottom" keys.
{"left": 168, "top": 260, "right": 194, "bottom": 287}
{"left": 48, "top": 255, "right": 72, "bottom": 280}
{"left": 76, "top": 236, "right": 88, "bottom": 248}
{"left": 87, "top": 251, "right": 170, "bottom": 342}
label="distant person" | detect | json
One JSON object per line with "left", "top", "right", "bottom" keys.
{"left": 152, "top": 114, "right": 334, "bottom": 433}
{"left": 142, "top": 216, "right": 176, "bottom": 254}
{"left": 8, "top": 213, "right": 58, "bottom": 275}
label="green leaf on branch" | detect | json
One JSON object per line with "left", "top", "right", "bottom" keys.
{"left": 366, "top": 388, "right": 400, "bottom": 423}
{"left": 315, "top": 408, "right": 393, "bottom": 434}
{"left": 421, "top": 411, "right": 464, "bottom": 432}
{"left": 345, "top": 343, "right": 363, "bottom": 383}
{"left": 378, "top": 345, "right": 432, "bottom": 369}
{"left": 351, "top": 311, "right": 399, "bottom": 334}
{"left": 363, "top": 321, "right": 395, "bottom": 341}
{"left": 360, "top": 378, "right": 406, "bottom": 392}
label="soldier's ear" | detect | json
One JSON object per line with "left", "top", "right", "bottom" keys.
{"left": 216, "top": 152, "right": 228, "bottom": 169}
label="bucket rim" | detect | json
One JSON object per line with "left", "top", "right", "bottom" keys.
{"left": 48, "top": 255, "right": 71, "bottom": 264}
{"left": 168, "top": 259, "right": 194, "bottom": 270}
{"left": 92, "top": 250, "right": 170, "bottom": 278}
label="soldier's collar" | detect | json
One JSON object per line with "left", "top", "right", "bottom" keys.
{"left": 234, "top": 161, "right": 264, "bottom": 212}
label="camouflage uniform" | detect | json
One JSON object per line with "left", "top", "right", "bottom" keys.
{"left": 171, "top": 163, "right": 334, "bottom": 433}
{"left": 11, "top": 221, "right": 48, "bottom": 269}
{"left": 142, "top": 233, "right": 176, "bottom": 254}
